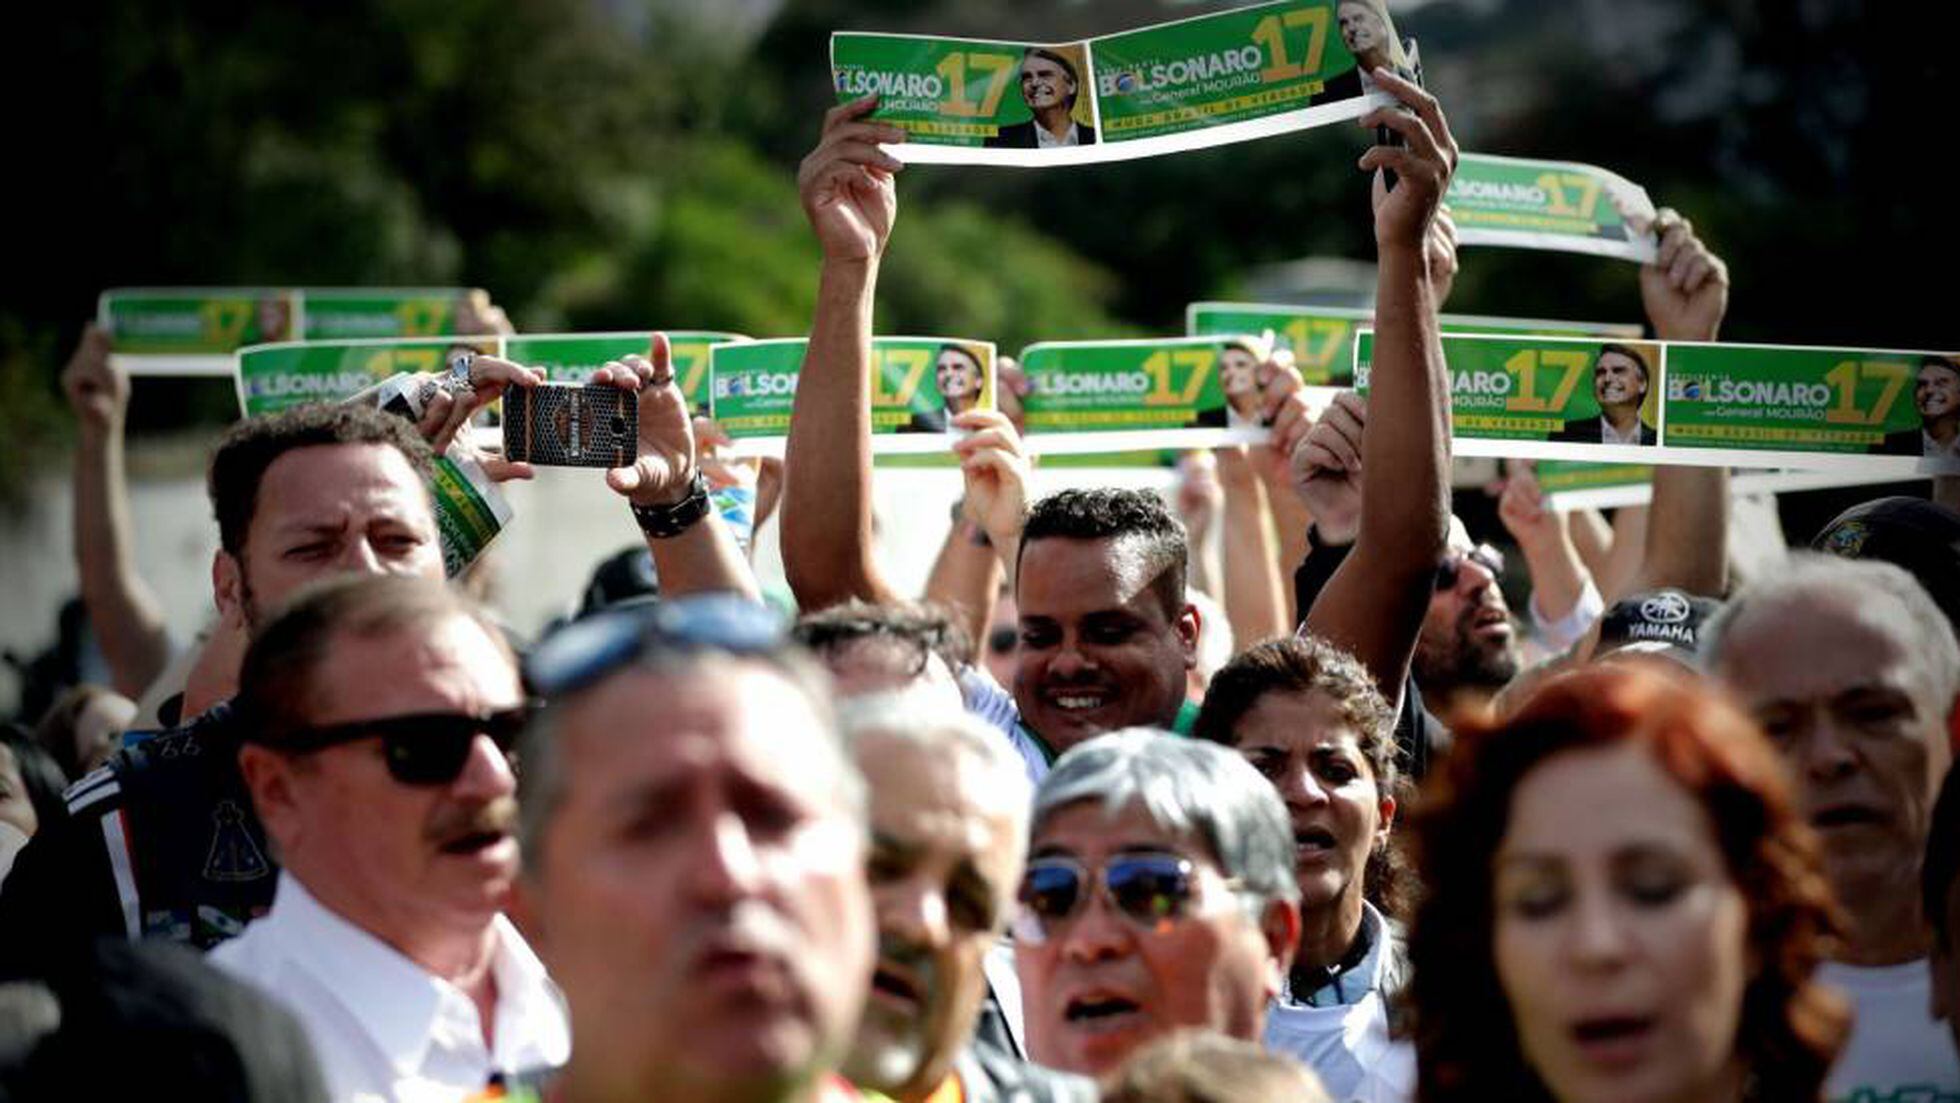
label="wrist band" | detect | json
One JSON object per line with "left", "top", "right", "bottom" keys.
{"left": 630, "top": 473, "right": 711, "bottom": 539}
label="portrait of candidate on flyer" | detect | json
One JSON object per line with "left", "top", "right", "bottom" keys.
{"left": 1316, "top": 0, "right": 1412, "bottom": 102}
{"left": 1195, "top": 340, "right": 1269, "bottom": 430}
{"left": 1550, "top": 342, "right": 1658, "bottom": 446}
{"left": 1878, "top": 355, "right": 1960, "bottom": 458}
{"left": 903, "top": 343, "right": 989, "bottom": 433}
{"left": 984, "top": 47, "right": 1096, "bottom": 150}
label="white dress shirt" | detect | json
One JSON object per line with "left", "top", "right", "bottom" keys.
{"left": 210, "top": 873, "right": 570, "bottom": 1103}
{"left": 1034, "top": 120, "right": 1082, "bottom": 148}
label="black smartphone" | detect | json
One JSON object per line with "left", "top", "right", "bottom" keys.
{"left": 502, "top": 382, "right": 638, "bottom": 468}
{"left": 1375, "top": 38, "right": 1423, "bottom": 193}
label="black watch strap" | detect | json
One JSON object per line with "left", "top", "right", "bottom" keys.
{"left": 630, "top": 472, "right": 711, "bottom": 538}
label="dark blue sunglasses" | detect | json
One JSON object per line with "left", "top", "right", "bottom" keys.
{"left": 524, "top": 593, "right": 787, "bottom": 698}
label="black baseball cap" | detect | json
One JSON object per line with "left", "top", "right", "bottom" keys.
{"left": 1595, "top": 588, "right": 1724, "bottom": 665}
{"left": 1812, "top": 496, "right": 1960, "bottom": 638}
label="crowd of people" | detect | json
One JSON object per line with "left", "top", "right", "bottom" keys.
{"left": 2, "top": 67, "right": 1958, "bottom": 1103}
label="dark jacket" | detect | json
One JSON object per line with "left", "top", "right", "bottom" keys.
{"left": 983, "top": 119, "right": 1097, "bottom": 149}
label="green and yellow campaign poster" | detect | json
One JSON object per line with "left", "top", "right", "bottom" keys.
{"left": 1355, "top": 330, "right": 1665, "bottom": 463}
{"left": 829, "top": 0, "right": 1405, "bottom": 167}
{"left": 710, "top": 337, "right": 996, "bottom": 454}
{"left": 428, "top": 453, "right": 513, "bottom": 579}
{"left": 1186, "top": 303, "right": 1643, "bottom": 386}
{"left": 1353, "top": 331, "right": 1960, "bottom": 473}
{"left": 1664, "top": 344, "right": 1959, "bottom": 472}
{"left": 236, "top": 337, "right": 498, "bottom": 418}
{"left": 504, "top": 332, "right": 746, "bottom": 416}
{"left": 1017, "top": 337, "right": 1275, "bottom": 453}
{"left": 1448, "top": 154, "right": 1659, "bottom": 262}
{"left": 101, "top": 288, "right": 479, "bottom": 375}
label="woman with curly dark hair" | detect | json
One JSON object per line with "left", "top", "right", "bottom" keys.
{"left": 1194, "top": 635, "right": 1413, "bottom": 1102}
{"left": 1408, "top": 663, "right": 1848, "bottom": 1103}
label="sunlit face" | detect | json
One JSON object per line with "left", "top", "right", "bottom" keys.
{"left": 936, "top": 349, "right": 983, "bottom": 404}
{"left": 221, "top": 443, "right": 442, "bottom": 630}
{"left": 1593, "top": 352, "right": 1648, "bottom": 409}
{"left": 1494, "top": 744, "right": 1749, "bottom": 1103}
{"left": 1713, "top": 591, "right": 1951, "bottom": 905}
{"left": 246, "top": 614, "right": 524, "bottom": 946}
{"left": 1021, "top": 55, "right": 1075, "bottom": 111}
{"left": 848, "top": 732, "right": 1024, "bottom": 1099}
{"left": 522, "top": 663, "right": 872, "bottom": 1103}
{"left": 1414, "top": 525, "right": 1520, "bottom": 695}
{"left": 1219, "top": 348, "right": 1260, "bottom": 398}
{"left": 1015, "top": 536, "right": 1197, "bottom": 755}
{"left": 1918, "top": 361, "right": 1960, "bottom": 420}
{"left": 1338, "top": 2, "right": 1388, "bottom": 58}
{"left": 1233, "top": 690, "right": 1392, "bottom": 923}
{"left": 1016, "top": 800, "right": 1284, "bottom": 1077}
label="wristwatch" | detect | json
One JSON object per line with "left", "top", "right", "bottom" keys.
{"left": 630, "top": 472, "right": 711, "bottom": 538}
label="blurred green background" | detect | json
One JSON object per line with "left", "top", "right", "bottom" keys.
{"left": 5, "top": 0, "right": 1952, "bottom": 499}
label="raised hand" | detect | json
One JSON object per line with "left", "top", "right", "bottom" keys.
{"left": 61, "top": 323, "right": 126, "bottom": 438}
{"left": 1290, "top": 390, "right": 1368, "bottom": 545}
{"left": 592, "top": 333, "right": 700, "bottom": 506}
{"left": 952, "top": 408, "right": 1032, "bottom": 553}
{"left": 798, "top": 95, "right": 905, "bottom": 263}
{"left": 1639, "top": 208, "right": 1730, "bottom": 341}
{"left": 1358, "top": 68, "right": 1460, "bottom": 258}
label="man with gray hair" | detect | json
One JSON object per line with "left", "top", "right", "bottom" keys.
{"left": 1013, "top": 729, "right": 1300, "bottom": 1078}
{"left": 511, "top": 596, "right": 875, "bottom": 1103}
{"left": 1705, "top": 553, "right": 1960, "bottom": 1099}
{"left": 839, "top": 697, "right": 1092, "bottom": 1101}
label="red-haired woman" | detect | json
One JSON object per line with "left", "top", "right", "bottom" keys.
{"left": 1408, "top": 663, "right": 1848, "bottom": 1103}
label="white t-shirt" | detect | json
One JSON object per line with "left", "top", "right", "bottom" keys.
{"left": 1819, "top": 959, "right": 1960, "bottom": 1102}
{"left": 1263, "top": 905, "right": 1414, "bottom": 1103}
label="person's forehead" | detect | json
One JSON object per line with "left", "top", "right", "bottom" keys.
{"left": 559, "top": 663, "right": 840, "bottom": 802}
{"left": 1924, "top": 362, "right": 1960, "bottom": 382}
{"left": 1720, "top": 590, "right": 1925, "bottom": 703}
{"left": 861, "top": 735, "right": 1021, "bottom": 861}
{"left": 1596, "top": 351, "right": 1638, "bottom": 371}
{"left": 1019, "top": 536, "right": 1161, "bottom": 615}
{"left": 1238, "top": 690, "right": 1363, "bottom": 754}
{"left": 1024, "top": 56, "right": 1065, "bottom": 75}
{"left": 1034, "top": 798, "right": 1206, "bottom": 865}
{"left": 307, "top": 614, "right": 519, "bottom": 724}
{"left": 253, "top": 443, "right": 430, "bottom": 529}
{"left": 1500, "top": 743, "right": 1715, "bottom": 859}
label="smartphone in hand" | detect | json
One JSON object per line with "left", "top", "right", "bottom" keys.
{"left": 503, "top": 382, "right": 638, "bottom": 468}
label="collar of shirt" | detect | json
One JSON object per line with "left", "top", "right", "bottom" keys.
{"left": 1924, "top": 428, "right": 1960, "bottom": 457}
{"left": 1285, "top": 901, "right": 1390, "bottom": 1009}
{"left": 1034, "top": 120, "right": 1080, "bottom": 148}
{"left": 1600, "top": 415, "right": 1643, "bottom": 445}
{"left": 264, "top": 872, "right": 569, "bottom": 1081}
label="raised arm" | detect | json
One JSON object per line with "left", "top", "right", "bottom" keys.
{"left": 593, "top": 334, "right": 759, "bottom": 600}
{"left": 1495, "top": 461, "right": 1601, "bottom": 651}
{"left": 781, "top": 96, "right": 906, "bottom": 609}
{"left": 1631, "top": 209, "right": 1733, "bottom": 596}
{"left": 1216, "top": 448, "right": 1290, "bottom": 648}
{"left": 63, "top": 324, "right": 172, "bottom": 698}
{"left": 1301, "top": 70, "right": 1457, "bottom": 702}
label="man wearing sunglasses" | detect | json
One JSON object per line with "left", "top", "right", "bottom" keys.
{"left": 209, "top": 574, "right": 570, "bottom": 1100}
{"left": 511, "top": 596, "right": 875, "bottom": 1103}
{"left": 1014, "top": 730, "right": 1300, "bottom": 1078}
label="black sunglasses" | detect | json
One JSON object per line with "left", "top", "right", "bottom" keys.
{"left": 1435, "top": 543, "right": 1504, "bottom": 591}
{"left": 525, "top": 593, "right": 786, "bottom": 699}
{"left": 276, "top": 708, "right": 529, "bottom": 786}
{"left": 1012, "top": 852, "right": 1236, "bottom": 944}
{"left": 988, "top": 625, "right": 1019, "bottom": 656}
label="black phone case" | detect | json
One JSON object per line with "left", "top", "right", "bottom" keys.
{"left": 502, "top": 384, "right": 638, "bottom": 468}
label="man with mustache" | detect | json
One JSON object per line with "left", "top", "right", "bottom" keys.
{"left": 1706, "top": 555, "right": 1960, "bottom": 1099}
{"left": 210, "top": 574, "right": 570, "bottom": 1101}
{"left": 840, "top": 697, "right": 1093, "bottom": 1101}
{"left": 1549, "top": 344, "right": 1657, "bottom": 445}
{"left": 511, "top": 595, "right": 874, "bottom": 1103}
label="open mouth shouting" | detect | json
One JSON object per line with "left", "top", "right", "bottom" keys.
{"left": 1293, "top": 823, "right": 1339, "bottom": 865}
{"left": 1569, "top": 1012, "right": 1658, "bottom": 1069}
{"left": 1062, "top": 990, "right": 1145, "bottom": 1035}
{"left": 870, "top": 958, "right": 928, "bottom": 1013}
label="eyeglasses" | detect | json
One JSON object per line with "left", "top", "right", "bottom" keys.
{"left": 1012, "top": 852, "right": 1234, "bottom": 944}
{"left": 276, "top": 707, "right": 530, "bottom": 786}
{"left": 525, "top": 593, "right": 787, "bottom": 698}
{"left": 1434, "top": 544, "right": 1504, "bottom": 591}
{"left": 988, "top": 625, "right": 1018, "bottom": 656}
